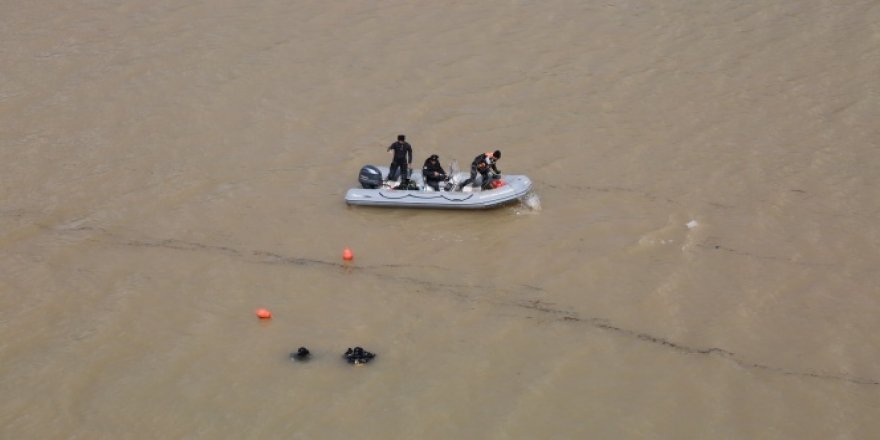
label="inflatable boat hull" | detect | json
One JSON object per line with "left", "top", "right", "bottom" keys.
{"left": 345, "top": 167, "right": 532, "bottom": 210}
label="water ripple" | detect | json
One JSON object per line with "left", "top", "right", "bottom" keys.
{"left": 90, "top": 230, "right": 880, "bottom": 387}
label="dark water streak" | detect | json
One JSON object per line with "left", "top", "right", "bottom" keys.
{"left": 62, "top": 227, "right": 880, "bottom": 387}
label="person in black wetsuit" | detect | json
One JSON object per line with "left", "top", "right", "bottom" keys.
{"left": 421, "top": 154, "right": 447, "bottom": 191}
{"left": 459, "top": 150, "right": 501, "bottom": 190}
{"left": 386, "top": 134, "right": 413, "bottom": 182}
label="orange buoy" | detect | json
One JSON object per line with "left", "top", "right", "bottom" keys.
{"left": 342, "top": 248, "right": 354, "bottom": 261}
{"left": 255, "top": 308, "right": 272, "bottom": 319}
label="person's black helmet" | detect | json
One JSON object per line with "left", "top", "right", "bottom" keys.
{"left": 398, "top": 134, "right": 405, "bottom": 141}
{"left": 493, "top": 150, "right": 501, "bottom": 159}
{"left": 429, "top": 154, "right": 439, "bottom": 160}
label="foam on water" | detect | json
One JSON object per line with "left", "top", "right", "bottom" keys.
{"left": 521, "top": 192, "right": 542, "bottom": 211}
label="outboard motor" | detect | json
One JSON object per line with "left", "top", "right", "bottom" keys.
{"left": 358, "top": 165, "right": 383, "bottom": 189}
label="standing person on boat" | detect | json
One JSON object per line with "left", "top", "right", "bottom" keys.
{"left": 459, "top": 150, "right": 501, "bottom": 190}
{"left": 386, "top": 134, "right": 413, "bottom": 182}
{"left": 422, "top": 154, "right": 448, "bottom": 191}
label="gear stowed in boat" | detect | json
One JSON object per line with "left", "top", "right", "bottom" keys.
{"left": 345, "top": 162, "right": 533, "bottom": 210}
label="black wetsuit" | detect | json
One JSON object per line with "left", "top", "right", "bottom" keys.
{"left": 422, "top": 158, "right": 447, "bottom": 191}
{"left": 460, "top": 152, "right": 499, "bottom": 189}
{"left": 387, "top": 141, "right": 413, "bottom": 181}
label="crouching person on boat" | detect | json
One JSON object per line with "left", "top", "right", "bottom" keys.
{"left": 422, "top": 154, "right": 448, "bottom": 191}
{"left": 459, "top": 150, "right": 501, "bottom": 190}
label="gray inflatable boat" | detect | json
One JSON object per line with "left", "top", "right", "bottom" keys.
{"left": 345, "top": 165, "right": 533, "bottom": 210}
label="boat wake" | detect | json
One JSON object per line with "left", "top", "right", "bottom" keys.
{"left": 522, "top": 192, "right": 542, "bottom": 211}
